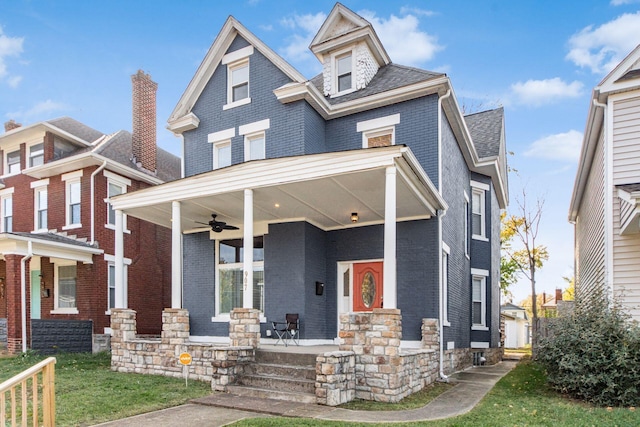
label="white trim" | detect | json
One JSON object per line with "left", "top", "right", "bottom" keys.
{"left": 239, "top": 119, "right": 270, "bottom": 136}
{"left": 221, "top": 45, "right": 254, "bottom": 65}
{"left": 442, "top": 243, "right": 450, "bottom": 326}
{"left": 213, "top": 140, "right": 232, "bottom": 170}
{"left": 357, "top": 114, "right": 401, "bottom": 132}
{"left": 30, "top": 178, "right": 50, "bottom": 189}
{"left": 1, "top": 192, "right": 13, "bottom": 233}
{"left": 470, "top": 180, "right": 490, "bottom": 191}
{"left": 33, "top": 185, "right": 48, "bottom": 233}
{"left": 225, "top": 57, "right": 250, "bottom": 109}
{"left": 52, "top": 260, "right": 78, "bottom": 314}
{"left": 471, "top": 268, "right": 489, "bottom": 276}
{"left": 447, "top": 341, "right": 455, "bottom": 350}
{"left": 223, "top": 97, "right": 251, "bottom": 111}
{"left": 244, "top": 132, "right": 266, "bottom": 162}
{"left": 61, "top": 169, "right": 83, "bottom": 181}
{"left": 103, "top": 170, "right": 132, "bottom": 187}
{"left": 361, "top": 127, "right": 395, "bottom": 149}
{"left": 471, "top": 186, "right": 487, "bottom": 240}
{"left": 470, "top": 341, "right": 490, "bottom": 348}
{"left": 442, "top": 242, "right": 450, "bottom": 254}
{"left": 208, "top": 128, "right": 236, "bottom": 143}
{"left": 104, "top": 253, "right": 132, "bottom": 265}
{"left": 0, "top": 187, "right": 15, "bottom": 196}
{"left": 331, "top": 47, "right": 356, "bottom": 96}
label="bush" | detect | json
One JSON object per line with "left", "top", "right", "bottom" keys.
{"left": 537, "top": 292, "right": 640, "bottom": 407}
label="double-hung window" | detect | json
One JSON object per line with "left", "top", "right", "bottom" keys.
{"left": 222, "top": 45, "right": 254, "bottom": 110}
{"left": 215, "top": 237, "right": 264, "bottom": 317}
{"left": 471, "top": 268, "right": 489, "bottom": 330}
{"left": 105, "top": 254, "right": 130, "bottom": 313}
{"left": 0, "top": 189, "right": 13, "bottom": 232}
{"left": 104, "top": 171, "right": 130, "bottom": 228}
{"left": 29, "top": 143, "right": 44, "bottom": 167}
{"left": 63, "top": 170, "right": 83, "bottom": 229}
{"left": 53, "top": 262, "right": 78, "bottom": 314}
{"left": 239, "top": 119, "right": 269, "bottom": 162}
{"left": 6, "top": 150, "right": 20, "bottom": 175}
{"left": 31, "top": 179, "right": 49, "bottom": 232}
{"left": 208, "top": 128, "right": 235, "bottom": 170}
{"left": 470, "top": 181, "right": 489, "bottom": 240}
{"left": 336, "top": 53, "right": 353, "bottom": 93}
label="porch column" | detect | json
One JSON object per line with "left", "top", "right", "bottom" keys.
{"left": 383, "top": 166, "right": 397, "bottom": 309}
{"left": 243, "top": 189, "right": 254, "bottom": 309}
{"left": 114, "top": 209, "right": 125, "bottom": 308}
{"left": 171, "top": 201, "right": 183, "bottom": 308}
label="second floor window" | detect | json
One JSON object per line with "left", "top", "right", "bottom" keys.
{"left": 36, "top": 188, "right": 47, "bottom": 230}
{"left": 2, "top": 195, "right": 12, "bottom": 232}
{"left": 29, "top": 143, "right": 44, "bottom": 167}
{"left": 214, "top": 141, "right": 231, "bottom": 169}
{"left": 107, "top": 182, "right": 124, "bottom": 225}
{"left": 7, "top": 150, "right": 20, "bottom": 174}
{"left": 245, "top": 133, "right": 265, "bottom": 161}
{"left": 68, "top": 180, "right": 81, "bottom": 226}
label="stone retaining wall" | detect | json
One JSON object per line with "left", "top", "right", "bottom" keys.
{"left": 110, "top": 308, "right": 256, "bottom": 390}
{"left": 315, "top": 351, "right": 355, "bottom": 406}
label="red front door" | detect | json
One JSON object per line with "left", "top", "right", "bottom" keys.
{"left": 353, "top": 262, "right": 383, "bottom": 311}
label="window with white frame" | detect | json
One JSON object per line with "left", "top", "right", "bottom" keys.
{"left": 471, "top": 181, "right": 489, "bottom": 240}
{"left": 6, "top": 150, "right": 20, "bottom": 175}
{"left": 105, "top": 254, "right": 130, "bottom": 313}
{"left": 29, "top": 143, "right": 44, "bottom": 167}
{"left": 442, "top": 243, "right": 450, "bottom": 326}
{"left": 222, "top": 45, "right": 254, "bottom": 109}
{"left": 464, "top": 191, "right": 470, "bottom": 257}
{"left": 216, "top": 237, "right": 264, "bottom": 316}
{"left": 471, "top": 268, "right": 489, "bottom": 329}
{"left": 104, "top": 172, "right": 130, "bottom": 227}
{"left": 63, "top": 170, "right": 83, "bottom": 229}
{"left": 335, "top": 52, "right": 353, "bottom": 93}
{"left": 54, "top": 262, "right": 78, "bottom": 313}
{"left": 357, "top": 114, "right": 400, "bottom": 148}
{"left": 239, "top": 119, "right": 269, "bottom": 162}
{"left": 35, "top": 187, "right": 48, "bottom": 231}
{"left": 214, "top": 141, "right": 231, "bottom": 169}
{"left": 1, "top": 191, "right": 13, "bottom": 232}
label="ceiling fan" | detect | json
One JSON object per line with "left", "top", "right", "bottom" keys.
{"left": 196, "top": 214, "right": 239, "bottom": 233}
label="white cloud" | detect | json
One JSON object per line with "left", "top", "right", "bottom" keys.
{"left": 7, "top": 75, "right": 22, "bottom": 88}
{"left": 358, "top": 9, "right": 442, "bottom": 66}
{"left": 510, "top": 78, "right": 583, "bottom": 106}
{"left": 8, "top": 99, "right": 69, "bottom": 122}
{"left": 524, "top": 130, "right": 583, "bottom": 162}
{"left": 279, "top": 12, "right": 326, "bottom": 65}
{"left": 0, "top": 25, "right": 24, "bottom": 84}
{"left": 610, "top": 0, "right": 640, "bottom": 5}
{"left": 399, "top": 7, "right": 436, "bottom": 17}
{"left": 566, "top": 12, "right": 640, "bottom": 74}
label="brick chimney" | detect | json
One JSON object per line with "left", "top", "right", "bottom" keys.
{"left": 4, "top": 120, "right": 22, "bottom": 133}
{"left": 131, "top": 70, "right": 157, "bottom": 172}
{"left": 555, "top": 288, "right": 563, "bottom": 302}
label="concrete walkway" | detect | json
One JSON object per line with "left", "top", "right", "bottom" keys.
{"left": 93, "top": 360, "right": 516, "bottom": 426}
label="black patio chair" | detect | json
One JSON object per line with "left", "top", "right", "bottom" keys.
{"left": 271, "top": 313, "right": 299, "bottom": 346}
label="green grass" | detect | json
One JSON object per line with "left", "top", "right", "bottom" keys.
{"left": 0, "top": 351, "right": 212, "bottom": 426}
{"left": 338, "top": 381, "right": 453, "bottom": 411}
{"left": 231, "top": 360, "right": 640, "bottom": 427}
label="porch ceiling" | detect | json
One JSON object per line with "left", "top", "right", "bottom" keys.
{"left": 111, "top": 146, "right": 447, "bottom": 233}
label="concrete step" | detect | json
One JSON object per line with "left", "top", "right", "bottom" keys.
{"left": 226, "top": 385, "right": 317, "bottom": 404}
{"left": 244, "top": 362, "right": 316, "bottom": 380}
{"left": 255, "top": 349, "right": 318, "bottom": 366}
{"left": 238, "top": 373, "right": 316, "bottom": 394}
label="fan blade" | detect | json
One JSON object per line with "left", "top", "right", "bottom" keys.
{"left": 223, "top": 224, "right": 239, "bottom": 230}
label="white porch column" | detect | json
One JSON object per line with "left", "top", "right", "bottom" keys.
{"left": 383, "top": 166, "right": 397, "bottom": 309}
{"left": 171, "top": 201, "right": 183, "bottom": 308}
{"left": 243, "top": 189, "right": 254, "bottom": 309}
{"left": 114, "top": 209, "right": 125, "bottom": 308}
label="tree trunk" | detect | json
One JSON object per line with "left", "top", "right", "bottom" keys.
{"left": 530, "top": 266, "right": 538, "bottom": 359}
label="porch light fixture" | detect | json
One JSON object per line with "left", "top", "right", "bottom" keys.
{"left": 351, "top": 212, "right": 358, "bottom": 223}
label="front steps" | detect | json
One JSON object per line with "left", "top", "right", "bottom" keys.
{"left": 228, "top": 348, "right": 317, "bottom": 403}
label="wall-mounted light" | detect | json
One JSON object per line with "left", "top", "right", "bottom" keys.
{"left": 351, "top": 212, "right": 359, "bottom": 223}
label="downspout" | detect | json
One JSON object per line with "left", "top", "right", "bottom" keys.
{"left": 437, "top": 89, "right": 451, "bottom": 381}
{"left": 90, "top": 161, "right": 108, "bottom": 245}
{"left": 21, "top": 241, "right": 33, "bottom": 353}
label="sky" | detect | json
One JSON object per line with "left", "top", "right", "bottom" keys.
{"left": 2, "top": 0, "right": 640, "bottom": 304}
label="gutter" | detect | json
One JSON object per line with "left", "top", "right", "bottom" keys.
{"left": 437, "top": 89, "right": 452, "bottom": 382}
{"left": 90, "top": 161, "right": 108, "bottom": 245}
{"left": 21, "top": 241, "right": 33, "bottom": 353}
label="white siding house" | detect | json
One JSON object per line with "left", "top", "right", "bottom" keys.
{"left": 570, "top": 44, "right": 640, "bottom": 320}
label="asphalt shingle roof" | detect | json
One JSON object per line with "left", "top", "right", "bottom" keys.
{"left": 464, "top": 107, "right": 504, "bottom": 159}
{"left": 47, "top": 117, "right": 105, "bottom": 143}
{"left": 8, "top": 232, "right": 98, "bottom": 248}
{"left": 310, "top": 63, "right": 443, "bottom": 105}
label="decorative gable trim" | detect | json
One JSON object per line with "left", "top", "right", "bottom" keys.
{"left": 618, "top": 186, "right": 640, "bottom": 235}
{"left": 168, "top": 17, "right": 305, "bottom": 134}
{"left": 598, "top": 44, "right": 640, "bottom": 96}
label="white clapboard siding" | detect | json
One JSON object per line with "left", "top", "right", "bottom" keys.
{"left": 576, "top": 131, "right": 606, "bottom": 300}
{"left": 613, "top": 96, "right": 640, "bottom": 186}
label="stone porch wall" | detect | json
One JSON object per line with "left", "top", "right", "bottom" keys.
{"left": 110, "top": 308, "right": 257, "bottom": 390}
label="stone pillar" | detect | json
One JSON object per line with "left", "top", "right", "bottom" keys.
{"left": 110, "top": 309, "right": 137, "bottom": 346}
{"left": 421, "top": 318, "right": 439, "bottom": 351}
{"left": 229, "top": 308, "right": 260, "bottom": 348}
{"left": 161, "top": 308, "right": 189, "bottom": 345}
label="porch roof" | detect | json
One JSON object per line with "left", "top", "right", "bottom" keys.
{"left": 0, "top": 232, "right": 103, "bottom": 263}
{"left": 110, "top": 145, "right": 447, "bottom": 233}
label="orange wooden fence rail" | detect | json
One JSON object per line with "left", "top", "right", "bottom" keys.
{"left": 0, "top": 357, "right": 56, "bottom": 427}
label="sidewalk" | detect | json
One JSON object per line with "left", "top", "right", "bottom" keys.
{"left": 93, "top": 360, "right": 517, "bottom": 426}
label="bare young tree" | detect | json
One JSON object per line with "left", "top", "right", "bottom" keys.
{"left": 501, "top": 190, "right": 549, "bottom": 356}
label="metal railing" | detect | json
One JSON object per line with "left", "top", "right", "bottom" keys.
{"left": 0, "top": 357, "right": 56, "bottom": 427}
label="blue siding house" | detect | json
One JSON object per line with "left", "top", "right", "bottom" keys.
{"left": 110, "top": 4, "right": 507, "bottom": 358}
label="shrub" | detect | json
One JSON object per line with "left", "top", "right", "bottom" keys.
{"left": 537, "top": 291, "right": 640, "bottom": 407}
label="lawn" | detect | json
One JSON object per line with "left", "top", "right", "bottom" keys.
{"left": 0, "top": 351, "right": 212, "bottom": 426}
{"left": 231, "top": 360, "right": 640, "bottom": 427}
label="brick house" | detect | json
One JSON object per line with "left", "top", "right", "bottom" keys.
{"left": 0, "top": 71, "right": 180, "bottom": 354}
{"left": 110, "top": 3, "right": 507, "bottom": 368}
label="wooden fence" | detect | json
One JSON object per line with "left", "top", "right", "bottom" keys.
{"left": 0, "top": 357, "right": 56, "bottom": 427}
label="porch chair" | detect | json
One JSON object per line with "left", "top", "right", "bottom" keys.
{"left": 271, "top": 313, "right": 300, "bottom": 346}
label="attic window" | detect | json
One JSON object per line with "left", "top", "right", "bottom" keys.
{"left": 222, "top": 45, "right": 254, "bottom": 110}
{"left": 336, "top": 53, "right": 353, "bottom": 93}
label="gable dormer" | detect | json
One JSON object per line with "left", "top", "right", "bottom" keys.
{"left": 310, "top": 3, "right": 390, "bottom": 97}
